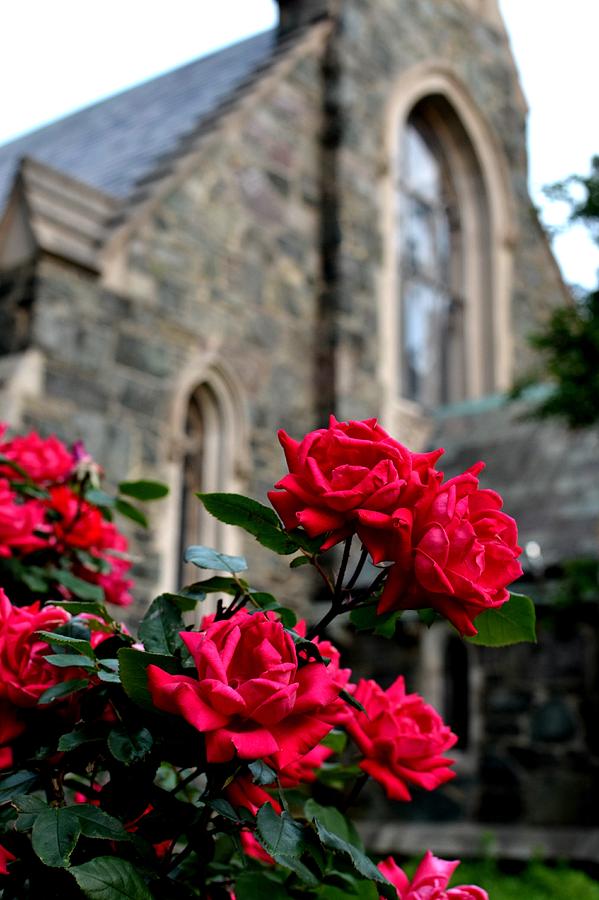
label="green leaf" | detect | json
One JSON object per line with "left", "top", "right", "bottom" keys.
{"left": 36, "top": 631, "right": 95, "bottom": 658}
{"left": 108, "top": 726, "right": 153, "bottom": 765}
{"left": 69, "top": 856, "right": 153, "bottom": 899}
{"left": 235, "top": 872, "right": 289, "bottom": 900}
{"left": 86, "top": 488, "right": 117, "bottom": 508}
{"left": 339, "top": 689, "right": 367, "bottom": 716}
{"left": 349, "top": 605, "right": 379, "bottom": 632}
{"left": 304, "top": 800, "right": 362, "bottom": 849}
{"left": 184, "top": 545, "right": 247, "bottom": 573}
{"left": 417, "top": 608, "right": 438, "bottom": 627}
{"left": 197, "top": 493, "right": 299, "bottom": 555}
{"left": 44, "top": 654, "right": 97, "bottom": 669}
{"left": 290, "top": 555, "right": 310, "bottom": 568}
{"left": 0, "top": 770, "right": 39, "bottom": 804}
{"left": 38, "top": 678, "right": 89, "bottom": 704}
{"left": 20, "top": 565, "right": 51, "bottom": 593}
{"left": 118, "top": 648, "right": 183, "bottom": 712}
{"left": 119, "top": 480, "right": 169, "bottom": 501}
{"left": 321, "top": 730, "right": 347, "bottom": 754}
{"left": 250, "top": 592, "right": 297, "bottom": 628}
{"left": 48, "top": 568, "right": 105, "bottom": 603}
{"left": 466, "top": 593, "right": 537, "bottom": 647}
{"left": 58, "top": 723, "right": 109, "bottom": 752}
{"left": 256, "top": 804, "right": 317, "bottom": 886}
{"left": 52, "top": 601, "right": 115, "bottom": 622}
{"left": 138, "top": 594, "right": 185, "bottom": 655}
{"left": 181, "top": 576, "right": 241, "bottom": 595}
{"left": 158, "top": 591, "right": 200, "bottom": 611}
{"left": 12, "top": 794, "right": 48, "bottom": 831}
{"left": 72, "top": 804, "right": 130, "bottom": 841}
{"left": 249, "top": 760, "right": 277, "bottom": 786}
{"left": 310, "top": 816, "right": 396, "bottom": 899}
{"left": 32, "top": 807, "right": 81, "bottom": 867}
{"left": 115, "top": 498, "right": 148, "bottom": 528}
{"left": 209, "top": 798, "right": 240, "bottom": 822}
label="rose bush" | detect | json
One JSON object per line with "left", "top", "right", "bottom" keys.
{"left": 0, "top": 418, "right": 536, "bottom": 898}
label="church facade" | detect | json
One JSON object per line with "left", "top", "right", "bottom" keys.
{"left": 0, "top": 0, "right": 597, "bottom": 857}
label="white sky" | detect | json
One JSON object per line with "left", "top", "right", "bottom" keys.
{"left": 1, "top": 0, "right": 597, "bottom": 287}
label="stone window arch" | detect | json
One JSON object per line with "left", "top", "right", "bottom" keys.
{"left": 379, "top": 65, "right": 515, "bottom": 438}
{"left": 154, "top": 358, "right": 248, "bottom": 595}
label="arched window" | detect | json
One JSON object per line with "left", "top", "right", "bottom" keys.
{"left": 380, "top": 71, "right": 515, "bottom": 431}
{"left": 399, "top": 113, "right": 465, "bottom": 407}
{"left": 177, "top": 383, "right": 226, "bottom": 586}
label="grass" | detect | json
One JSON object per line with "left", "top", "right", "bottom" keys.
{"left": 445, "top": 859, "right": 599, "bottom": 900}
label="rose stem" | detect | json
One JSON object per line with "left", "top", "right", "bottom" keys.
{"left": 345, "top": 546, "right": 369, "bottom": 592}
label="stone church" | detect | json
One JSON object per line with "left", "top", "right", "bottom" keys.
{"left": 0, "top": 0, "right": 598, "bottom": 861}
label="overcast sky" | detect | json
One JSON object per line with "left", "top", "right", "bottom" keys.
{"left": 1, "top": 0, "right": 597, "bottom": 287}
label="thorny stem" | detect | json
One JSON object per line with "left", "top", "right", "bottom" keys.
{"left": 341, "top": 772, "right": 369, "bottom": 813}
{"left": 345, "top": 546, "right": 368, "bottom": 592}
{"left": 170, "top": 767, "right": 202, "bottom": 796}
{"left": 334, "top": 537, "right": 353, "bottom": 603}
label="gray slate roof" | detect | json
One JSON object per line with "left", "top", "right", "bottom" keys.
{"left": 0, "top": 30, "right": 276, "bottom": 210}
{"left": 433, "top": 398, "right": 599, "bottom": 568}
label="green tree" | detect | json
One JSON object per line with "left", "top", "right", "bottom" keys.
{"left": 522, "top": 156, "right": 599, "bottom": 428}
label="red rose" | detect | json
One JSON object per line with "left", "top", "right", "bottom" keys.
{"left": 344, "top": 677, "right": 456, "bottom": 802}
{"left": 0, "top": 430, "right": 73, "bottom": 483}
{"left": 147, "top": 610, "right": 341, "bottom": 767}
{"left": 45, "top": 485, "right": 105, "bottom": 550}
{"left": 268, "top": 417, "right": 442, "bottom": 551}
{"left": 378, "top": 851, "right": 488, "bottom": 899}
{"left": 0, "top": 479, "right": 47, "bottom": 557}
{"left": 226, "top": 774, "right": 281, "bottom": 816}
{"left": 0, "top": 843, "right": 15, "bottom": 876}
{"left": 358, "top": 464, "right": 523, "bottom": 636}
{"left": 0, "top": 701, "right": 24, "bottom": 769}
{"left": 0, "top": 589, "right": 71, "bottom": 708}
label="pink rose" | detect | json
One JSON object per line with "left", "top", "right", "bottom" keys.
{"left": 378, "top": 851, "right": 488, "bottom": 899}
{"left": 344, "top": 677, "right": 456, "bottom": 802}
{"left": 0, "top": 429, "right": 73, "bottom": 484}
{"left": 147, "top": 610, "right": 341, "bottom": 767}
{"left": 268, "top": 417, "right": 442, "bottom": 551}
{"left": 0, "top": 590, "right": 71, "bottom": 708}
{"left": 0, "top": 843, "right": 15, "bottom": 876}
{"left": 358, "top": 464, "right": 523, "bottom": 636}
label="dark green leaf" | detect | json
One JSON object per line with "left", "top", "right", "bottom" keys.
{"left": 139, "top": 594, "right": 185, "bottom": 655}
{"left": 108, "top": 726, "right": 153, "bottom": 765}
{"left": 290, "top": 555, "right": 310, "bottom": 568}
{"left": 184, "top": 545, "right": 247, "bottom": 573}
{"left": 249, "top": 760, "right": 277, "bottom": 786}
{"left": 181, "top": 577, "right": 241, "bottom": 595}
{"left": 69, "top": 856, "right": 153, "bottom": 899}
{"left": 48, "top": 568, "right": 105, "bottom": 603}
{"left": 256, "top": 804, "right": 317, "bottom": 885}
{"left": 44, "top": 654, "right": 97, "bottom": 669}
{"left": 38, "top": 678, "right": 89, "bottom": 705}
{"left": 349, "top": 605, "right": 379, "bottom": 632}
{"left": 321, "top": 730, "right": 347, "bottom": 753}
{"left": 119, "top": 480, "right": 169, "bottom": 501}
{"left": 209, "top": 798, "right": 240, "bottom": 822}
{"left": 417, "top": 608, "right": 438, "bottom": 627}
{"left": 251, "top": 592, "right": 297, "bottom": 628}
{"left": 36, "top": 631, "right": 95, "bottom": 658}
{"left": 115, "top": 499, "right": 148, "bottom": 528}
{"left": 32, "top": 807, "right": 81, "bottom": 867}
{"left": 58, "top": 723, "right": 109, "bottom": 752}
{"left": 235, "top": 872, "right": 289, "bottom": 900}
{"left": 72, "top": 804, "right": 130, "bottom": 841}
{"left": 197, "top": 493, "right": 299, "bottom": 555}
{"left": 304, "top": 800, "right": 362, "bottom": 849}
{"left": 52, "top": 601, "right": 114, "bottom": 622}
{"left": 86, "top": 488, "right": 117, "bottom": 508}
{"left": 374, "top": 610, "right": 402, "bottom": 638}
{"left": 118, "top": 648, "right": 183, "bottom": 712}
{"left": 466, "top": 593, "right": 537, "bottom": 647}
{"left": 12, "top": 794, "right": 48, "bottom": 831}
{"left": 339, "top": 689, "right": 367, "bottom": 716}
{"left": 310, "top": 817, "right": 396, "bottom": 899}
{"left": 20, "top": 565, "right": 51, "bottom": 593}
{"left": 0, "top": 770, "right": 39, "bottom": 804}
{"left": 158, "top": 591, "right": 200, "bottom": 611}
{"left": 98, "top": 669, "right": 121, "bottom": 683}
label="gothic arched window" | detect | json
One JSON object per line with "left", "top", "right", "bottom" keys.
{"left": 177, "top": 383, "right": 228, "bottom": 587}
{"left": 400, "top": 113, "right": 465, "bottom": 407}
{"left": 392, "top": 92, "right": 496, "bottom": 413}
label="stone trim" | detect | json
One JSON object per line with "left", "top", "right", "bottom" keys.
{"left": 0, "top": 159, "right": 118, "bottom": 272}
{"left": 378, "top": 62, "right": 517, "bottom": 439}
{"left": 153, "top": 352, "right": 250, "bottom": 597}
